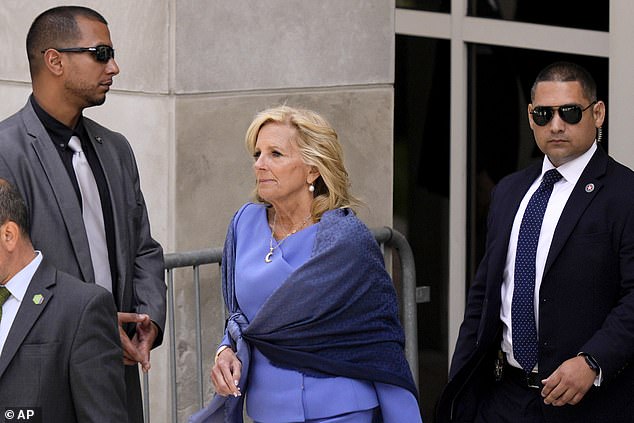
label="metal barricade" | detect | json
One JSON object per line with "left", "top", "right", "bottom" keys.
{"left": 145, "top": 227, "right": 425, "bottom": 422}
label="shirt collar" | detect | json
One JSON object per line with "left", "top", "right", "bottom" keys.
{"left": 30, "top": 95, "right": 86, "bottom": 148}
{"left": 4, "top": 251, "right": 43, "bottom": 303}
{"left": 541, "top": 142, "right": 597, "bottom": 187}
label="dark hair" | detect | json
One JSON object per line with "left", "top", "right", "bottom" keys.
{"left": 0, "top": 180, "right": 30, "bottom": 238}
{"left": 531, "top": 61, "right": 597, "bottom": 103}
{"left": 26, "top": 6, "right": 108, "bottom": 77}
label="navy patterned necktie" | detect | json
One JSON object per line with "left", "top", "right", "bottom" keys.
{"left": 512, "top": 168, "right": 562, "bottom": 373}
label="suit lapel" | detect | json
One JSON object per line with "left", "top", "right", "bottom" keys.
{"left": 0, "top": 263, "right": 55, "bottom": 379}
{"left": 21, "top": 104, "right": 95, "bottom": 283}
{"left": 544, "top": 148, "right": 607, "bottom": 276}
{"left": 476, "top": 163, "right": 542, "bottom": 310}
{"left": 493, "top": 164, "right": 542, "bottom": 272}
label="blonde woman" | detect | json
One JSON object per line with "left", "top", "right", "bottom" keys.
{"left": 192, "top": 106, "right": 421, "bottom": 423}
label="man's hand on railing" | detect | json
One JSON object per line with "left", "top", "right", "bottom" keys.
{"left": 211, "top": 348, "right": 242, "bottom": 397}
{"left": 117, "top": 312, "right": 158, "bottom": 372}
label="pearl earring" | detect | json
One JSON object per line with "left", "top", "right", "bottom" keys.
{"left": 308, "top": 184, "right": 315, "bottom": 192}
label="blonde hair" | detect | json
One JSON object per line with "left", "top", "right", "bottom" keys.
{"left": 245, "top": 105, "right": 360, "bottom": 221}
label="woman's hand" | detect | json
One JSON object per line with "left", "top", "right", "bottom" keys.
{"left": 211, "top": 347, "right": 242, "bottom": 397}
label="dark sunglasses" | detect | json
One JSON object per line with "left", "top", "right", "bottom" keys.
{"left": 530, "top": 101, "right": 596, "bottom": 126}
{"left": 41, "top": 45, "right": 115, "bottom": 63}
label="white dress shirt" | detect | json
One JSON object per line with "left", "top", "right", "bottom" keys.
{"left": 0, "top": 251, "right": 43, "bottom": 356}
{"left": 500, "top": 143, "right": 597, "bottom": 371}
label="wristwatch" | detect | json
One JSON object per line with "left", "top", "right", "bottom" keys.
{"left": 579, "top": 353, "right": 600, "bottom": 374}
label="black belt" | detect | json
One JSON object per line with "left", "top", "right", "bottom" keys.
{"left": 504, "top": 364, "right": 541, "bottom": 389}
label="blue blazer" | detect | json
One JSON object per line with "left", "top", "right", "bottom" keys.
{"left": 437, "top": 146, "right": 634, "bottom": 423}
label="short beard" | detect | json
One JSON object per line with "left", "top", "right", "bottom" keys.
{"left": 64, "top": 80, "right": 107, "bottom": 109}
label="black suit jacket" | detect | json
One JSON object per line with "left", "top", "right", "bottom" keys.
{"left": 0, "top": 260, "right": 127, "bottom": 423}
{"left": 437, "top": 146, "right": 634, "bottom": 423}
{"left": 0, "top": 101, "right": 166, "bottom": 422}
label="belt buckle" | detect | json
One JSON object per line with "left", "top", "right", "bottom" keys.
{"left": 525, "top": 371, "right": 540, "bottom": 389}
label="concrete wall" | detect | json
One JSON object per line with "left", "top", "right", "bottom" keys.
{"left": 0, "top": 1, "right": 395, "bottom": 421}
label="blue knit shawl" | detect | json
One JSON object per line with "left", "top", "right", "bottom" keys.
{"left": 189, "top": 207, "right": 417, "bottom": 423}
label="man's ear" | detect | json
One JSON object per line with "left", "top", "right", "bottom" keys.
{"left": 527, "top": 103, "right": 536, "bottom": 131}
{"left": 0, "top": 221, "right": 20, "bottom": 252}
{"left": 41, "top": 49, "right": 64, "bottom": 76}
{"left": 593, "top": 100, "right": 606, "bottom": 128}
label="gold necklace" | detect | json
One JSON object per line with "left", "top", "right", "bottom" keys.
{"left": 265, "top": 213, "right": 312, "bottom": 263}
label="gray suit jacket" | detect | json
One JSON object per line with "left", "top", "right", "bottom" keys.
{"left": 0, "top": 260, "right": 127, "bottom": 423}
{"left": 0, "top": 100, "right": 166, "bottom": 422}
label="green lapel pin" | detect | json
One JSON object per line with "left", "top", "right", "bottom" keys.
{"left": 32, "top": 294, "right": 44, "bottom": 305}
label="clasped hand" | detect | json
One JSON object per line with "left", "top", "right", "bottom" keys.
{"left": 211, "top": 348, "right": 242, "bottom": 397}
{"left": 117, "top": 312, "right": 158, "bottom": 373}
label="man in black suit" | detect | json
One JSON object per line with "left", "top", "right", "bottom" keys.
{"left": 437, "top": 62, "right": 634, "bottom": 422}
{"left": 0, "top": 179, "right": 127, "bottom": 422}
{"left": 0, "top": 7, "right": 165, "bottom": 422}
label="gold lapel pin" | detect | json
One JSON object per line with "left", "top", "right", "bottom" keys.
{"left": 32, "top": 294, "right": 44, "bottom": 305}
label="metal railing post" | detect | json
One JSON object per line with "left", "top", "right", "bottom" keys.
{"left": 372, "top": 227, "right": 419, "bottom": 388}
{"left": 143, "top": 372, "right": 149, "bottom": 423}
{"left": 167, "top": 270, "right": 178, "bottom": 423}
{"left": 194, "top": 266, "right": 204, "bottom": 408}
